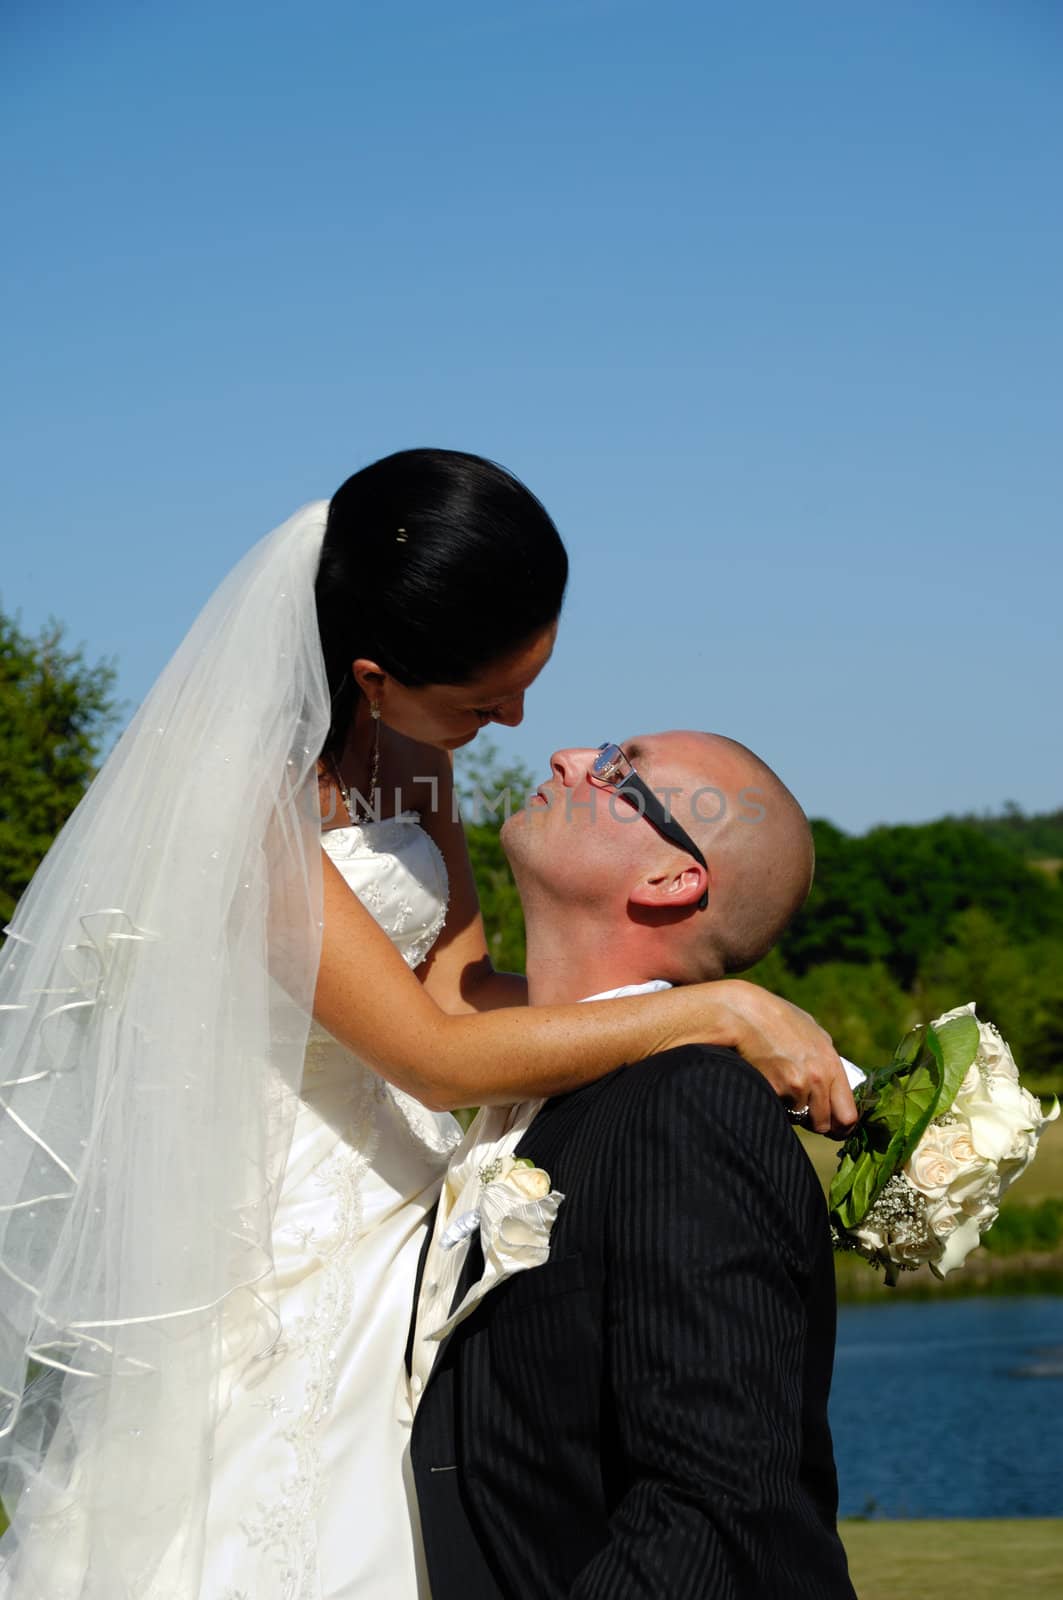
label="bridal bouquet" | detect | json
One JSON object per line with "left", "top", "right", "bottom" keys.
{"left": 829, "top": 1004, "right": 1059, "bottom": 1285}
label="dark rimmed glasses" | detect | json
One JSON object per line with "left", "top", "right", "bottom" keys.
{"left": 590, "top": 743, "right": 709, "bottom": 911}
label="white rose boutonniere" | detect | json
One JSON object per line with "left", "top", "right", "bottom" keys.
{"left": 429, "top": 1157, "right": 564, "bottom": 1342}
{"left": 830, "top": 1004, "right": 1059, "bottom": 1285}
{"left": 479, "top": 1153, "right": 553, "bottom": 1201}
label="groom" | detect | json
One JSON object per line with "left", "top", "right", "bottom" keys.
{"left": 408, "top": 733, "right": 856, "bottom": 1599}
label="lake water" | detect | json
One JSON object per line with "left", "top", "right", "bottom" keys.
{"left": 831, "top": 1295, "right": 1063, "bottom": 1518}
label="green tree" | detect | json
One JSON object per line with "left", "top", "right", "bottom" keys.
{"left": 779, "top": 819, "right": 893, "bottom": 973}
{"left": 464, "top": 823, "right": 527, "bottom": 973}
{"left": 454, "top": 739, "right": 535, "bottom": 972}
{"left": 780, "top": 818, "right": 1063, "bottom": 986}
{"left": 744, "top": 950, "right": 915, "bottom": 1068}
{"left": 954, "top": 801, "right": 1063, "bottom": 863}
{"left": 1026, "top": 992, "right": 1063, "bottom": 1086}
{"left": 919, "top": 911, "right": 1063, "bottom": 1089}
{"left": 918, "top": 908, "right": 1030, "bottom": 1037}
{"left": 0, "top": 611, "right": 120, "bottom": 926}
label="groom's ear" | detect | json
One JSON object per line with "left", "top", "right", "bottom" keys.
{"left": 628, "top": 863, "right": 708, "bottom": 911}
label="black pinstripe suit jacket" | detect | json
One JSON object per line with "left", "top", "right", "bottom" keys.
{"left": 411, "top": 1046, "right": 857, "bottom": 1599}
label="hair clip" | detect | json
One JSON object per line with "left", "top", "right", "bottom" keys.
{"left": 396, "top": 527, "right": 408, "bottom": 543}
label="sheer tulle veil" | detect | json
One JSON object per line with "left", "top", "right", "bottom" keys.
{"left": 0, "top": 503, "right": 332, "bottom": 1596}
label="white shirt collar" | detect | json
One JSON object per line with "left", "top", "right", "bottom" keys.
{"left": 579, "top": 979, "right": 673, "bottom": 1003}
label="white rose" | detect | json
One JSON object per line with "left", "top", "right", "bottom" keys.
{"left": 905, "top": 1130, "right": 960, "bottom": 1199}
{"left": 931, "top": 1215, "right": 984, "bottom": 1277}
{"left": 893, "top": 1232, "right": 938, "bottom": 1267}
{"left": 937, "top": 1121, "right": 978, "bottom": 1167}
{"left": 946, "top": 1159, "right": 1000, "bottom": 1221}
{"left": 932, "top": 1003, "right": 1019, "bottom": 1083}
{"left": 504, "top": 1164, "right": 552, "bottom": 1201}
{"left": 1021, "top": 1084, "right": 1056, "bottom": 1126}
{"left": 977, "top": 1023, "right": 1020, "bottom": 1083}
{"left": 998, "top": 1128, "right": 1038, "bottom": 1191}
{"left": 958, "top": 1076, "right": 1041, "bottom": 1164}
{"left": 854, "top": 1219, "right": 886, "bottom": 1253}
{"left": 959, "top": 1062, "right": 983, "bottom": 1097}
{"left": 965, "top": 1197, "right": 999, "bottom": 1231}
{"left": 924, "top": 1197, "right": 960, "bottom": 1240}
{"left": 933, "top": 1002, "right": 977, "bottom": 1027}
{"left": 949, "top": 1168, "right": 999, "bottom": 1217}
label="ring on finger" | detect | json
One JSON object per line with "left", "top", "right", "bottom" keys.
{"left": 785, "top": 1105, "right": 811, "bottom": 1125}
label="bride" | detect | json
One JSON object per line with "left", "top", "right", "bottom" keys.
{"left": 0, "top": 449, "right": 852, "bottom": 1598}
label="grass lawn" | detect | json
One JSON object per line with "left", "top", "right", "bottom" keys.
{"left": 3, "top": 1507, "right": 1057, "bottom": 1591}
{"left": 842, "top": 1519, "right": 1063, "bottom": 1599}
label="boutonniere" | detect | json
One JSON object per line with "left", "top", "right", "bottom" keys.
{"left": 429, "top": 1157, "right": 564, "bottom": 1342}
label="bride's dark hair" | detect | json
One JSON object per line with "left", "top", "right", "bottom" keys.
{"left": 315, "top": 448, "right": 568, "bottom": 762}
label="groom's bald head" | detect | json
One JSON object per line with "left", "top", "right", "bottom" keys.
{"left": 503, "top": 730, "right": 814, "bottom": 983}
{"left": 671, "top": 732, "right": 813, "bottom": 977}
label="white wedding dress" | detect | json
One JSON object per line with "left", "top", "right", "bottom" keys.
{"left": 198, "top": 813, "right": 459, "bottom": 1600}
{"left": 0, "top": 507, "right": 465, "bottom": 1600}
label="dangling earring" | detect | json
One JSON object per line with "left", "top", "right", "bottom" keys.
{"left": 368, "top": 700, "right": 382, "bottom": 799}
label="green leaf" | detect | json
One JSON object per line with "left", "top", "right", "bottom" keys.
{"left": 828, "top": 1151, "right": 860, "bottom": 1211}
{"left": 866, "top": 1023, "right": 925, "bottom": 1097}
{"left": 932, "top": 1012, "right": 980, "bottom": 1112}
{"left": 830, "top": 1020, "right": 967, "bottom": 1233}
{"left": 873, "top": 1032, "right": 943, "bottom": 1172}
{"left": 848, "top": 1156, "right": 882, "bottom": 1224}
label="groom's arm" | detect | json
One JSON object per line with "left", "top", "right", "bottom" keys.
{"left": 570, "top": 1047, "right": 853, "bottom": 1600}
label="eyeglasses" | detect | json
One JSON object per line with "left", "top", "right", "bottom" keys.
{"left": 590, "top": 743, "right": 709, "bottom": 911}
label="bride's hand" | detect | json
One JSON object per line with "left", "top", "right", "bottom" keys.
{"left": 713, "top": 979, "right": 857, "bottom": 1138}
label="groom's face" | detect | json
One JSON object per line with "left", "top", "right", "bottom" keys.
{"left": 503, "top": 734, "right": 699, "bottom": 906}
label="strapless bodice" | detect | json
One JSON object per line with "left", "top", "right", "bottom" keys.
{"left": 304, "top": 811, "right": 458, "bottom": 1155}
{"left": 320, "top": 810, "right": 449, "bottom": 969}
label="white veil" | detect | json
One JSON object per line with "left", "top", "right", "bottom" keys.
{"left": 0, "top": 503, "right": 332, "bottom": 1596}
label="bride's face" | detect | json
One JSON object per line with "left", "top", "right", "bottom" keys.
{"left": 357, "top": 622, "right": 558, "bottom": 751}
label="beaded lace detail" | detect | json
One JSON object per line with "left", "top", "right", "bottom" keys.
{"left": 238, "top": 1069, "right": 382, "bottom": 1599}
{"left": 320, "top": 812, "right": 448, "bottom": 970}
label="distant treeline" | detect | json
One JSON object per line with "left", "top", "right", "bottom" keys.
{"left": 459, "top": 748, "right": 1063, "bottom": 1090}
{"left": 752, "top": 815, "right": 1063, "bottom": 1085}
{"left": 952, "top": 802, "right": 1063, "bottom": 863}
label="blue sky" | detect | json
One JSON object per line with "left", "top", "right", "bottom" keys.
{"left": 3, "top": 0, "right": 1060, "bottom": 832}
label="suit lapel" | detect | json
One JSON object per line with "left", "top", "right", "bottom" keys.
{"left": 420, "top": 1071, "right": 621, "bottom": 1392}
{"left": 514, "top": 1067, "right": 623, "bottom": 1172}
{"left": 405, "top": 1206, "right": 436, "bottom": 1377}
{"left": 419, "top": 1231, "right": 484, "bottom": 1394}
{"left": 418, "top": 1068, "right": 631, "bottom": 1413}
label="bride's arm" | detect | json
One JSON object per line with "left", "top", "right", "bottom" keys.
{"left": 315, "top": 854, "right": 856, "bottom": 1135}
